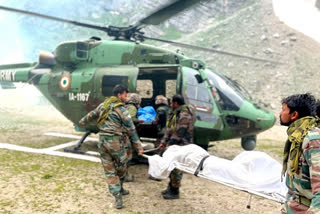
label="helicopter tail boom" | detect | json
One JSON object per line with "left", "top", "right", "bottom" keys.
{"left": 0, "top": 62, "right": 39, "bottom": 83}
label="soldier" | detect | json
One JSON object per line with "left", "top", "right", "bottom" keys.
{"left": 79, "top": 84, "right": 144, "bottom": 209}
{"left": 154, "top": 95, "right": 170, "bottom": 147}
{"left": 279, "top": 93, "right": 320, "bottom": 213}
{"left": 124, "top": 93, "right": 142, "bottom": 182}
{"left": 158, "top": 94, "right": 195, "bottom": 199}
{"left": 126, "top": 93, "right": 142, "bottom": 125}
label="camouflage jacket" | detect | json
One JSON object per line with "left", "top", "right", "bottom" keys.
{"left": 79, "top": 100, "right": 142, "bottom": 151}
{"left": 284, "top": 127, "right": 320, "bottom": 213}
{"left": 161, "top": 104, "right": 194, "bottom": 146}
{"left": 155, "top": 104, "right": 170, "bottom": 136}
{"left": 126, "top": 103, "right": 138, "bottom": 124}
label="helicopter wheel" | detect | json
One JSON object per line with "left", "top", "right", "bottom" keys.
{"left": 241, "top": 135, "right": 256, "bottom": 151}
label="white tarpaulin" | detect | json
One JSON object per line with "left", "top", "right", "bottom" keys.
{"left": 147, "top": 144, "right": 287, "bottom": 203}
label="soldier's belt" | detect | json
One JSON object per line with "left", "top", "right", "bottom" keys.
{"left": 294, "top": 194, "right": 311, "bottom": 207}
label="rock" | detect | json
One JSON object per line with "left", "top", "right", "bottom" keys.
{"left": 263, "top": 48, "right": 274, "bottom": 54}
{"left": 273, "top": 33, "right": 280, "bottom": 38}
{"left": 261, "top": 35, "right": 268, "bottom": 41}
{"left": 289, "top": 36, "right": 297, "bottom": 42}
{"left": 227, "top": 62, "right": 234, "bottom": 67}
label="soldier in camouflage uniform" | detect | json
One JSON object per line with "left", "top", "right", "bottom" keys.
{"left": 279, "top": 93, "right": 320, "bottom": 213}
{"left": 159, "top": 94, "right": 195, "bottom": 199}
{"left": 126, "top": 93, "right": 141, "bottom": 124}
{"left": 124, "top": 93, "right": 142, "bottom": 182}
{"left": 154, "top": 95, "right": 170, "bottom": 147}
{"left": 79, "top": 85, "right": 144, "bottom": 209}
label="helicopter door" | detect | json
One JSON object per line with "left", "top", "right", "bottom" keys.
{"left": 181, "top": 67, "right": 224, "bottom": 145}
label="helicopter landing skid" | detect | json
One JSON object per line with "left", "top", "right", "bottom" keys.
{"left": 63, "top": 130, "right": 92, "bottom": 155}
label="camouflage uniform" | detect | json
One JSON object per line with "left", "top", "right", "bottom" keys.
{"left": 155, "top": 104, "right": 170, "bottom": 146}
{"left": 281, "top": 119, "right": 320, "bottom": 213}
{"left": 124, "top": 93, "right": 141, "bottom": 163}
{"left": 79, "top": 96, "right": 142, "bottom": 196}
{"left": 161, "top": 104, "right": 195, "bottom": 188}
{"left": 126, "top": 93, "right": 141, "bottom": 125}
{"left": 155, "top": 95, "right": 170, "bottom": 141}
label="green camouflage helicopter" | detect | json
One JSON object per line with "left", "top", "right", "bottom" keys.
{"left": 0, "top": 0, "right": 277, "bottom": 152}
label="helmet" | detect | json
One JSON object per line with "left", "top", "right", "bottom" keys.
{"left": 155, "top": 95, "right": 168, "bottom": 105}
{"left": 126, "top": 93, "right": 141, "bottom": 106}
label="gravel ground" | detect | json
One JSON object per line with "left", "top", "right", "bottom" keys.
{"left": 0, "top": 87, "right": 287, "bottom": 214}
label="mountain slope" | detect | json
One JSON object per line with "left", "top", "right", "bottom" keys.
{"left": 161, "top": 0, "right": 320, "bottom": 114}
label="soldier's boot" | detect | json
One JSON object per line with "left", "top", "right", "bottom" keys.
{"left": 120, "top": 187, "right": 130, "bottom": 195}
{"left": 162, "top": 186, "right": 179, "bottom": 200}
{"left": 161, "top": 184, "right": 170, "bottom": 195}
{"left": 114, "top": 193, "right": 123, "bottom": 209}
{"left": 120, "top": 179, "right": 129, "bottom": 195}
{"left": 161, "top": 183, "right": 173, "bottom": 195}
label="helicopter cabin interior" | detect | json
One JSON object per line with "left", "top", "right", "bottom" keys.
{"left": 134, "top": 66, "right": 179, "bottom": 138}
{"left": 136, "top": 66, "right": 179, "bottom": 108}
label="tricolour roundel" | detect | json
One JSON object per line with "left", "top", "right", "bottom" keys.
{"left": 59, "top": 74, "right": 71, "bottom": 91}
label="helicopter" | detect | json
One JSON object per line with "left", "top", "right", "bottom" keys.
{"left": 0, "top": 0, "right": 277, "bottom": 153}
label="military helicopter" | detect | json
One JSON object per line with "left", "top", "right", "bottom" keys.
{"left": 0, "top": 0, "right": 277, "bottom": 152}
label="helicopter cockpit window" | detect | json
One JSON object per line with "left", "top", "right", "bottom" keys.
{"left": 184, "top": 69, "right": 212, "bottom": 109}
{"left": 137, "top": 80, "right": 153, "bottom": 98}
{"left": 205, "top": 69, "right": 244, "bottom": 111}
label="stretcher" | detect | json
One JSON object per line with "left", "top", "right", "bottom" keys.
{"left": 142, "top": 144, "right": 287, "bottom": 208}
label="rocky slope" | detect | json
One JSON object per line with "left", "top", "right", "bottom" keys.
{"left": 162, "top": 0, "right": 320, "bottom": 116}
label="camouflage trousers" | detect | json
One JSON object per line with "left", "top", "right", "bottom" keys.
{"left": 169, "top": 168, "right": 183, "bottom": 188}
{"left": 281, "top": 194, "right": 311, "bottom": 214}
{"left": 98, "top": 135, "right": 127, "bottom": 196}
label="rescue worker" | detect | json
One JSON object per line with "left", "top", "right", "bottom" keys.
{"left": 159, "top": 94, "right": 195, "bottom": 199}
{"left": 79, "top": 84, "right": 144, "bottom": 209}
{"left": 124, "top": 93, "right": 142, "bottom": 182}
{"left": 279, "top": 93, "right": 320, "bottom": 213}
{"left": 154, "top": 95, "right": 170, "bottom": 147}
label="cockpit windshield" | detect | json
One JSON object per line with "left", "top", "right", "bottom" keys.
{"left": 205, "top": 69, "right": 245, "bottom": 111}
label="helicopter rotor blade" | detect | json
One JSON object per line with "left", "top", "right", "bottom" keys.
{"left": 0, "top": 5, "right": 110, "bottom": 33}
{"left": 141, "top": 35, "right": 283, "bottom": 64}
{"left": 135, "top": 0, "right": 204, "bottom": 28}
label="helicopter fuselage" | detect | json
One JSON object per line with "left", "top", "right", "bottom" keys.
{"left": 0, "top": 38, "right": 275, "bottom": 150}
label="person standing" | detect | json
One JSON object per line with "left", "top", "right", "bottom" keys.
{"left": 159, "top": 94, "right": 195, "bottom": 199}
{"left": 154, "top": 95, "right": 170, "bottom": 147}
{"left": 124, "top": 93, "right": 142, "bottom": 182}
{"left": 279, "top": 93, "right": 320, "bottom": 213}
{"left": 79, "top": 84, "right": 144, "bottom": 209}
{"left": 126, "top": 93, "right": 142, "bottom": 125}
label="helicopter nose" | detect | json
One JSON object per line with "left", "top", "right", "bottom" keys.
{"left": 256, "top": 111, "right": 276, "bottom": 131}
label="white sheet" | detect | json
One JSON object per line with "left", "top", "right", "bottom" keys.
{"left": 148, "top": 144, "right": 287, "bottom": 201}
